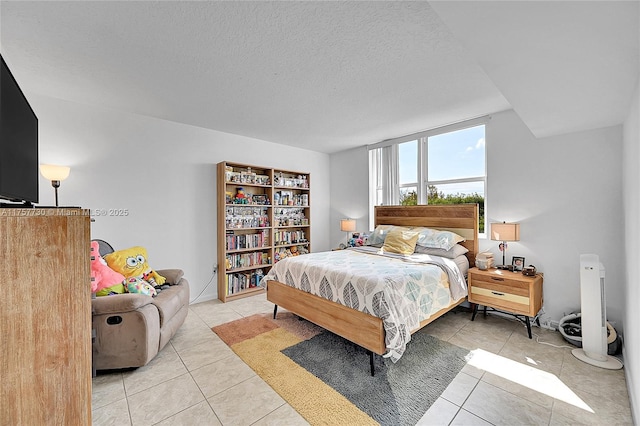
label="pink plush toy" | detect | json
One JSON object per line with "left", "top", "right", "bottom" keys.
{"left": 90, "top": 241, "right": 125, "bottom": 293}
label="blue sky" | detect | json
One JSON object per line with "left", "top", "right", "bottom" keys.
{"left": 398, "top": 125, "right": 485, "bottom": 196}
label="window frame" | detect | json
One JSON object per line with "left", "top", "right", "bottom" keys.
{"left": 368, "top": 116, "right": 488, "bottom": 236}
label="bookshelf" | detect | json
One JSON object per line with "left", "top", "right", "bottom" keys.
{"left": 217, "top": 161, "right": 311, "bottom": 302}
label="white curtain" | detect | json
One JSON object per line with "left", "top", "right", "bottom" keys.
{"left": 381, "top": 145, "right": 399, "bottom": 205}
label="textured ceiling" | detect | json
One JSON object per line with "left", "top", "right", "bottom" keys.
{"left": 430, "top": 0, "right": 639, "bottom": 139}
{"left": 1, "top": 1, "right": 637, "bottom": 154}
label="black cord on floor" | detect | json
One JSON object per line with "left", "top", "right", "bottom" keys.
{"left": 190, "top": 271, "right": 216, "bottom": 304}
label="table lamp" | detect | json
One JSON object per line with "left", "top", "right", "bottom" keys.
{"left": 40, "top": 164, "right": 70, "bottom": 207}
{"left": 340, "top": 218, "right": 356, "bottom": 247}
{"left": 490, "top": 222, "right": 520, "bottom": 269}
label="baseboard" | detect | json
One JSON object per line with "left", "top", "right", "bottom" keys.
{"left": 189, "top": 293, "right": 218, "bottom": 304}
{"left": 622, "top": 345, "right": 638, "bottom": 425}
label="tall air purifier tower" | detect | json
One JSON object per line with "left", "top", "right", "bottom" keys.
{"left": 572, "top": 254, "right": 623, "bottom": 369}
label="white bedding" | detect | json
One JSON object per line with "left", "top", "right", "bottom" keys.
{"left": 261, "top": 247, "right": 468, "bottom": 362}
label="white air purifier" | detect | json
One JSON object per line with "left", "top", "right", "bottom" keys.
{"left": 572, "top": 254, "right": 623, "bottom": 370}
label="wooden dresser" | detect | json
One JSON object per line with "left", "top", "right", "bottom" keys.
{"left": 0, "top": 208, "right": 92, "bottom": 424}
{"left": 468, "top": 267, "right": 543, "bottom": 338}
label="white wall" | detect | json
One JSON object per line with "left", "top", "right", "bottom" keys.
{"left": 487, "top": 111, "right": 624, "bottom": 327}
{"left": 31, "top": 95, "right": 331, "bottom": 303}
{"left": 329, "top": 146, "right": 369, "bottom": 248}
{"left": 330, "top": 109, "right": 625, "bottom": 328}
{"left": 622, "top": 77, "right": 639, "bottom": 423}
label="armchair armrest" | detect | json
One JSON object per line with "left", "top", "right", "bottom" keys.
{"left": 156, "top": 269, "right": 184, "bottom": 285}
{"left": 92, "top": 293, "right": 155, "bottom": 315}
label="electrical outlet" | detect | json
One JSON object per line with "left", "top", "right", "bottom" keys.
{"left": 212, "top": 264, "right": 218, "bottom": 275}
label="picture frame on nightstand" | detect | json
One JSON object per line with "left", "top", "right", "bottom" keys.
{"left": 512, "top": 256, "right": 525, "bottom": 271}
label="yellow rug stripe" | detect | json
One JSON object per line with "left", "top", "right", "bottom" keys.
{"left": 232, "top": 327, "right": 377, "bottom": 426}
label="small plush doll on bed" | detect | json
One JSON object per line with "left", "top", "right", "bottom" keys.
{"left": 90, "top": 240, "right": 126, "bottom": 295}
{"left": 104, "top": 246, "right": 166, "bottom": 291}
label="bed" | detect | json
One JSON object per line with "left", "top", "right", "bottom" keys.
{"left": 265, "top": 204, "right": 478, "bottom": 373}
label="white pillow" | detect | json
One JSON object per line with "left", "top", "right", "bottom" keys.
{"left": 413, "top": 244, "right": 469, "bottom": 259}
{"left": 366, "top": 225, "right": 395, "bottom": 247}
{"left": 414, "top": 227, "right": 465, "bottom": 251}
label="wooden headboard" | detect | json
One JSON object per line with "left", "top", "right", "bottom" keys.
{"left": 374, "top": 204, "right": 479, "bottom": 267}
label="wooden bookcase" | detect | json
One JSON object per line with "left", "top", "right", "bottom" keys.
{"left": 217, "top": 161, "right": 311, "bottom": 302}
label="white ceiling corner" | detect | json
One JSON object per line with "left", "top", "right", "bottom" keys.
{"left": 430, "top": 0, "right": 640, "bottom": 139}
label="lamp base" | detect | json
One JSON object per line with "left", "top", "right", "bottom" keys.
{"left": 495, "top": 264, "right": 515, "bottom": 271}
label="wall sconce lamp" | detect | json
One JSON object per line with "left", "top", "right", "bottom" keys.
{"left": 490, "top": 221, "right": 520, "bottom": 269}
{"left": 39, "top": 164, "right": 70, "bottom": 207}
{"left": 340, "top": 218, "right": 356, "bottom": 247}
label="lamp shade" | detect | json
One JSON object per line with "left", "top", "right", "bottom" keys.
{"left": 340, "top": 218, "right": 356, "bottom": 232}
{"left": 40, "top": 164, "right": 70, "bottom": 181}
{"left": 490, "top": 222, "right": 520, "bottom": 242}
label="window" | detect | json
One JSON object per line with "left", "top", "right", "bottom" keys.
{"left": 369, "top": 118, "right": 487, "bottom": 234}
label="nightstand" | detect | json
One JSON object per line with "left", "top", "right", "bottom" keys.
{"left": 467, "top": 267, "right": 543, "bottom": 338}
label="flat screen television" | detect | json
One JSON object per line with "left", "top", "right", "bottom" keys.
{"left": 0, "top": 53, "right": 39, "bottom": 205}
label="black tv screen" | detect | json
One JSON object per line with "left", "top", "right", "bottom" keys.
{"left": 0, "top": 54, "right": 39, "bottom": 204}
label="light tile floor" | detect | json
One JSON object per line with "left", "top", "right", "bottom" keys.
{"left": 92, "top": 293, "right": 632, "bottom": 425}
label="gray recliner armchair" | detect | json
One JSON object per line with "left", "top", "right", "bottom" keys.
{"left": 91, "top": 240, "right": 190, "bottom": 370}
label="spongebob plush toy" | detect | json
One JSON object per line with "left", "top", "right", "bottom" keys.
{"left": 104, "top": 246, "right": 166, "bottom": 289}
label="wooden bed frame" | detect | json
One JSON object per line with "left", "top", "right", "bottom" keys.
{"left": 267, "top": 204, "right": 479, "bottom": 367}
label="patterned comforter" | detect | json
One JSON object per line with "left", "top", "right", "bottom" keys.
{"left": 261, "top": 246, "right": 468, "bottom": 362}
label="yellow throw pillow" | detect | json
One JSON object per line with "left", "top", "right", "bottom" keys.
{"left": 382, "top": 227, "right": 420, "bottom": 255}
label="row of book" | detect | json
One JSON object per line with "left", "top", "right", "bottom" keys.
{"left": 226, "top": 231, "right": 269, "bottom": 251}
{"left": 226, "top": 251, "right": 270, "bottom": 270}
{"left": 274, "top": 230, "right": 307, "bottom": 245}
{"left": 226, "top": 270, "right": 265, "bottom": 295}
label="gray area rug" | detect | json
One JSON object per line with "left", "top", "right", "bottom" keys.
{"left": 282, "top": 328, "right": 470, "bottom": 426}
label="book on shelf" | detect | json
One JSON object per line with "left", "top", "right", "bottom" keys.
{"left": 225, "top": 230, "right": 269, "bottom": 250}
{"left": 274, "top": 230, "right": 307, "bottom": 245}
{"left": 226, "top": 251, "right": 271, "bottom": 270}
{"left": 226, "top": 269, "right": 265, "bottom": 295}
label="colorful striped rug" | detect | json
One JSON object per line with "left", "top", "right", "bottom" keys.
{"left": 212, "top": 312, "right": 469, "bottom": 425}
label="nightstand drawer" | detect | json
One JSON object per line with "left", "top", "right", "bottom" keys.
{"left": 469, "top": 287, "right": 530, "bottom": 315}
{"left": 470, "top": 273, "right": 530, "bottom": 294}
{"left": 470, "top": 286, "right": 529, "bottom": 305}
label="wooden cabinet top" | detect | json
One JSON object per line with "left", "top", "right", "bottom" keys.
{"left": 0, "top": 207, "right": 89, "bottom": 217}
{"left": 468, "top": 267, "right": 542, "bottom": 284}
